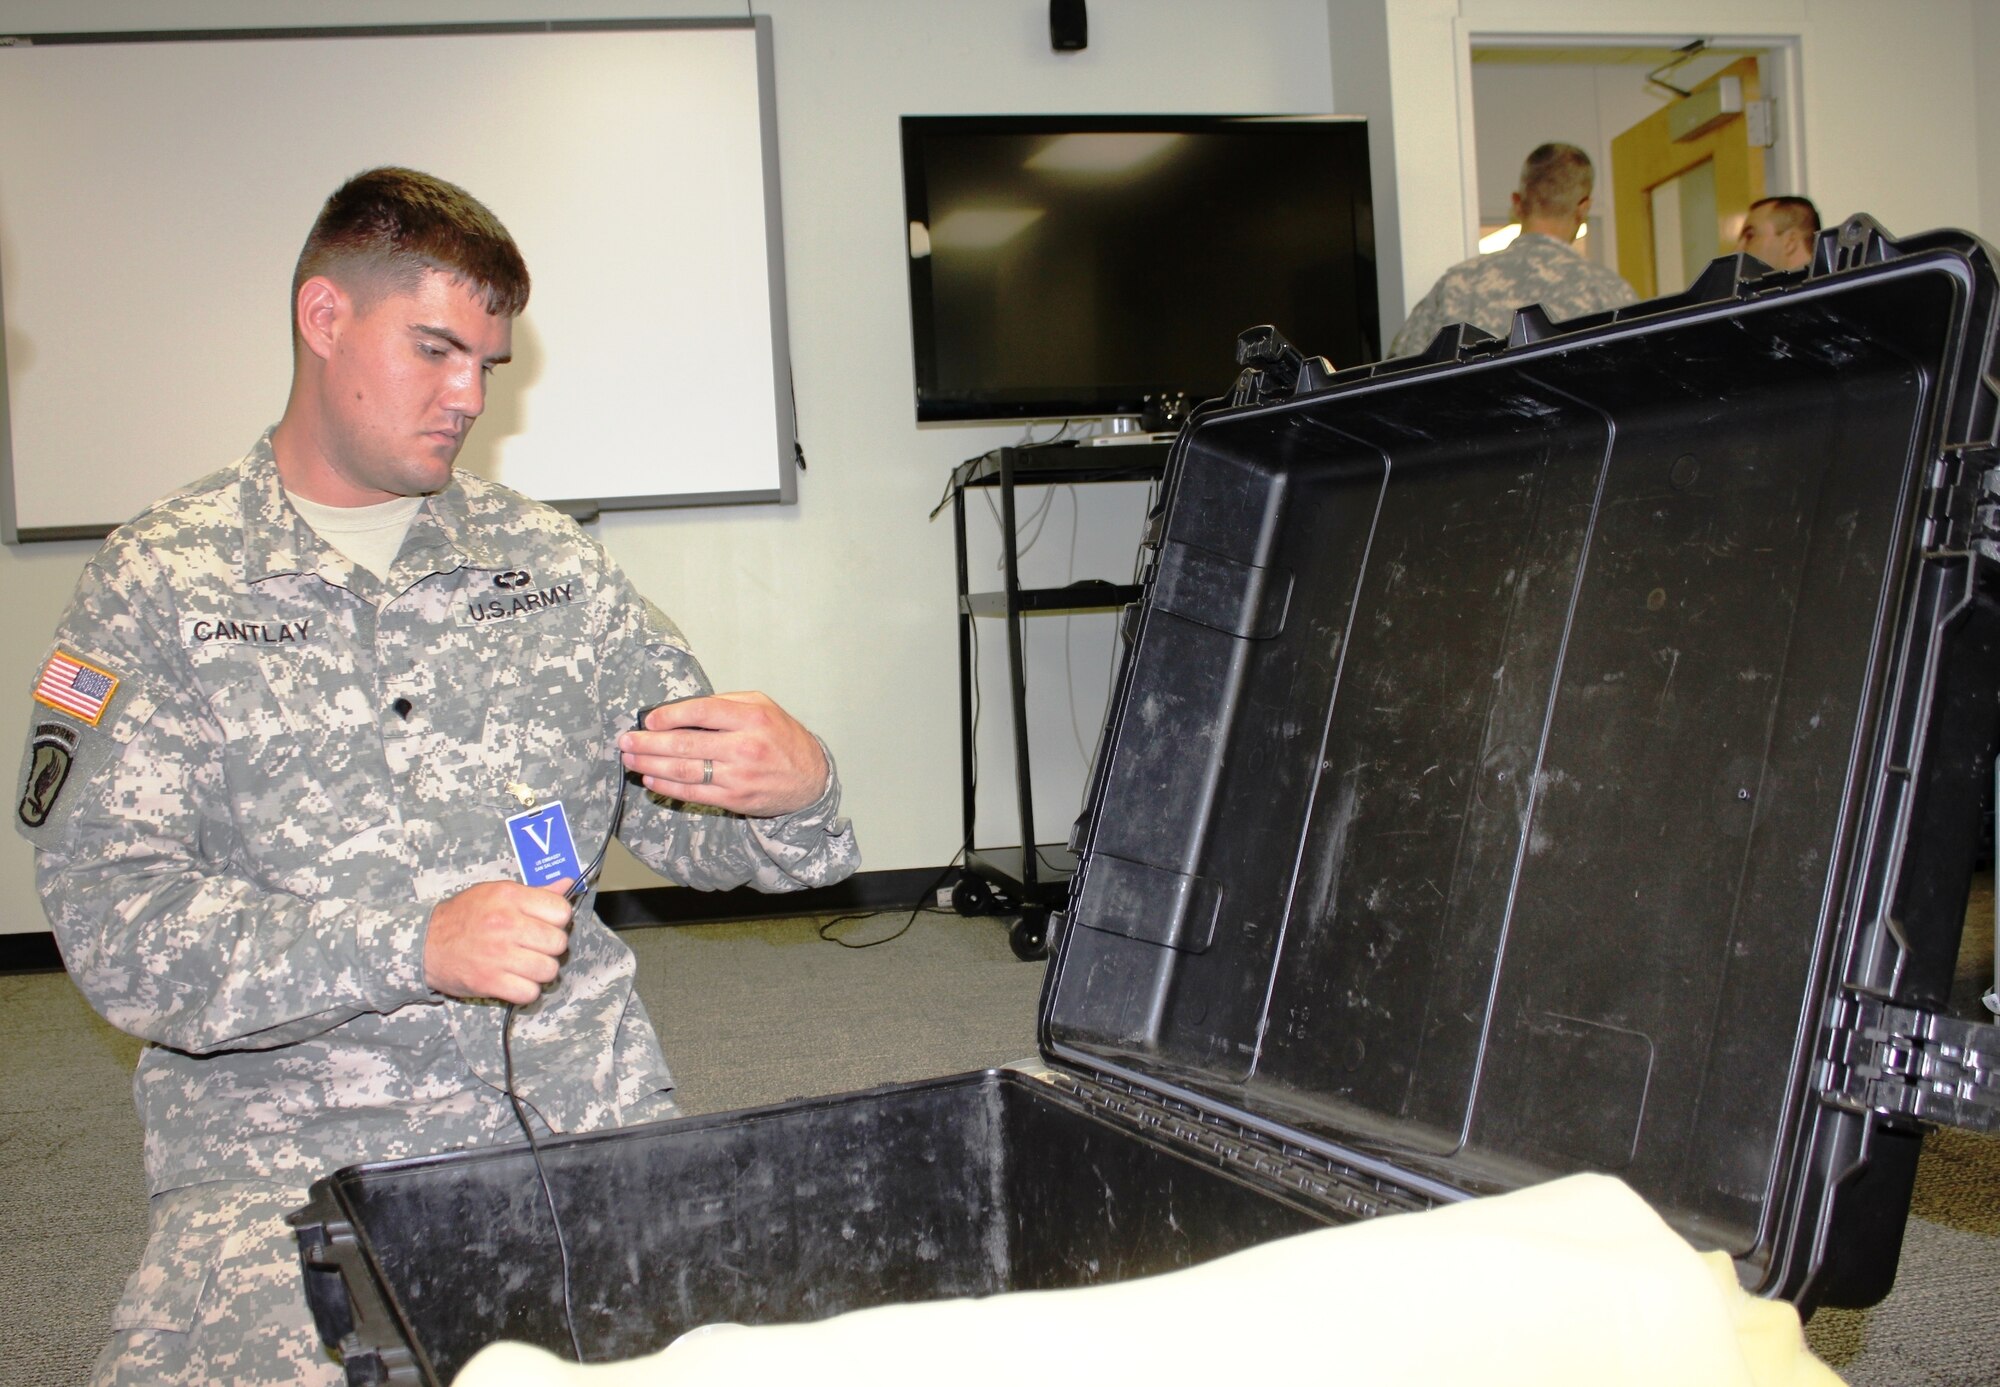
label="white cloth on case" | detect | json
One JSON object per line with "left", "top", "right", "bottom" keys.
{"left": 451, "top": 1173, "right": 1840, "bottom": 1387}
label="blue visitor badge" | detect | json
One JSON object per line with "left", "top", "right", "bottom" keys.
{"left": 506, "top": 801, "right": 583, "bottom": 887}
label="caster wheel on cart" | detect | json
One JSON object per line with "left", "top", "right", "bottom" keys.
{"left": 1009, "top": 910, "right": 1051, "bottom": 962}
{"left": 950, "top": 875, "right": 995, "bottom": 917}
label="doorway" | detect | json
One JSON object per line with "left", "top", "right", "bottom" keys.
{"left": 1467, "top": 41, "right": 1799, "bottom": 302}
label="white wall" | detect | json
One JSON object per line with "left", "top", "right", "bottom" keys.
{"left": 0, "top": 0, "right": 1337, "bottom": 930}
{"left": 1326, "top": 0, "right": 1409, "bottom": 344}
{"left": 1471, "top": 63, "right": 1612, "bottom": 226}
{"left": 1974, "top": 0, "right": 2000, "bottom": 246}
{"left": 1796, "top": 0, "right": 1981, "bottom": 236}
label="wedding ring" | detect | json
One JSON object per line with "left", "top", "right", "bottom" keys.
{"left": 701, "top": 758, "right": 714, "bottom": 785}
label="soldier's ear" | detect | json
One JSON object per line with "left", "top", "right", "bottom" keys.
{"left": 295, "top": 276, "right": 346, "bottom": 362}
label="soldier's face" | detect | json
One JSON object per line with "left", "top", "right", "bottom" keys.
{"left": 320, "top": 269, "right": 513, "bottom": 501}
{"left": 1738, "top": 208, "right": 1808, "bottom": 271}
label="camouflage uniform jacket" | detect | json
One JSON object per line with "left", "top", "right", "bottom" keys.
{"left": 1388, "top": 233, "right": 1638, "bottom": 359}
{"left": 16, "top": 432, "right": 859, "bottom": 1197}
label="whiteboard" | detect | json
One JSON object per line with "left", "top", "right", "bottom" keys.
{"left": 0, "top": 20, "right": 795, "bottom": 541}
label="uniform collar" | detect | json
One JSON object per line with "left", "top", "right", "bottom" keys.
{"left": 238, "top": 429, "right": 511, "bottom": 584}
{"left": 1509, "top": 232, "right": 1574, "bottom": 254}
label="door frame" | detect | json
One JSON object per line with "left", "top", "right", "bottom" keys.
{"left": 1449, "top": 26, "right": 1807, "bottom": 273}
{"left": 1611, "top": 54, "right": 1766, "bottom": 299}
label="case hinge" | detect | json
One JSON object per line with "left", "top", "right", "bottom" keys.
{"left": 1974, "top": 452, "right": 2000, "bottom": 562}
{"left": 1817, "top": 992, "right": 2000, "bottom": 1134}
{"left": 1922, "top": 448, "right": 2000, "bottom": 555}
{"left": 1038, "top": 1069, "right": 1437, "bottom": 1221}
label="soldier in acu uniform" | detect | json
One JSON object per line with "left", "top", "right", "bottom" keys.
{"left": 1388, "top": 142, "right": 1639, "bottom": 359}
{"left": 15, "top": 167, "right": 860, "bottom": 1384}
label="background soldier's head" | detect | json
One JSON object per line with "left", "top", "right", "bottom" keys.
{"left": 1739, "top": 196, "right": 1821, "bottom": 271}
{"left": 1512, "top": 143, "right": 1596, "bottom": 242}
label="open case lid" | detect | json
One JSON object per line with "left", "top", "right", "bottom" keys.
{"left": 1045, "top": 218, "right": 2000, "bottom": 1306}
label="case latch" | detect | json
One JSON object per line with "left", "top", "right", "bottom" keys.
{"left": 1231, "top": 324, "right": 1334, "bottom": 405}
{"left": 1818, "top": 992, "right": 2000, "bottom": 1133}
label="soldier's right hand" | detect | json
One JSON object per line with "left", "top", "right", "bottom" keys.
{"left": 424, "top": 880, "right": 577, "bottom": 1005}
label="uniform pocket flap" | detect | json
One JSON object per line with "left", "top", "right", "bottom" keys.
{"left": 110, "top": 1191, "right": 231, "bottom": 1333}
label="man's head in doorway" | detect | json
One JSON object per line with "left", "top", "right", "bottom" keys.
{"left": 1512, "top": 143, "right": 1595, "bottom": 245}
{"left": 1739, "top": 196, "right": 1820, "bottom": 271}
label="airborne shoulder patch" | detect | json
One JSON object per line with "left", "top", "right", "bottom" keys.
{"left": 18, "top": 722, "right": 79, "bottom": 828}
{"left": 18, "top": 648, "right": 124, "bottom": 839}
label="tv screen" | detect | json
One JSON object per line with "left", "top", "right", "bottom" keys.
{"left": 901, "top": 114, "right": 1376, "bottom": 424}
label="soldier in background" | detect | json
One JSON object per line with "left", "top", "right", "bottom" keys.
{"left": 16, "top": 167, "right": 859, "bottom": 1383}
{"left": 1389, "top": 142, "right": 1638, "bottom": 359}
{"left": 1738, "top": 195, "right": 1822, "bottom": 271}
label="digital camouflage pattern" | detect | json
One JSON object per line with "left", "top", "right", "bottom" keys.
{"left": 1388, "top": 232, "right": 1639, "bottom": 359}
{"left": 17, "top": 431, "right": 860, "bottom": 1380}
{"left": 93, "top": 1181, "right": 341, "bottom": 1385}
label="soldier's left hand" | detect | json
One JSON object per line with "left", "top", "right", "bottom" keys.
{"left": 618, "top": 691, "right": 829, "bottom": 818}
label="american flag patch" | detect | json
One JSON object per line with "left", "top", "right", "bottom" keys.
{"left": 33, "top": 650, "right": 120, "bottom": 725}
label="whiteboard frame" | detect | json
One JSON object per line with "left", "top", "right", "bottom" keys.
{"left": 0, "top": 17, "right": 797, "bottom": 543}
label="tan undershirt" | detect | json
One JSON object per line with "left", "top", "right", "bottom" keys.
{"left": 286, "top": 490, "right": 426, "bottom": 580}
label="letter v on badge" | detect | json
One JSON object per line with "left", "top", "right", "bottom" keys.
{"left": 505, "top": 802, "right": 584, "bottom": 887}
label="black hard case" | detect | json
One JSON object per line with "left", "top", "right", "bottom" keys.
{"left": 293, "top": 219, "right": 2000, "bottom": 1385}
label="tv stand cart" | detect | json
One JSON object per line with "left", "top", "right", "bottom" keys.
{"left": 947, "top": 442, "right": 1169, "bottom": 959}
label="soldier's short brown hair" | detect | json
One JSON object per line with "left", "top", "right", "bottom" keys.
{"left": 291, "top": 167, "right": 530, "bottom": 327}
{"left": 1749, "top": 195, "right": 1821, "bottom": 239}
{"left": 1517, "top": 143, "right": 1595, "bottom": 218}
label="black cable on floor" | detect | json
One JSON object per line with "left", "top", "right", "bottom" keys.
{"left": 818, "top": 856, "right": 963, "bottom": 949}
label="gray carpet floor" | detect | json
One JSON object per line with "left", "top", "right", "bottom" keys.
{"left": 1, "top": 901, "right": 1994, "bottom": 1384}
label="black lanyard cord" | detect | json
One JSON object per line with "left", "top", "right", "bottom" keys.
{"left": 497, "top": 708, "right": 647, "bottom": 1362}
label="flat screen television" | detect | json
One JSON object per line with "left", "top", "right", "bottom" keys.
{"left": 901, "top": 114, "right": 1376, "bottom": 424}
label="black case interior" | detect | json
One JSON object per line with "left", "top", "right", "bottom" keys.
{"left": 1055, "top": 222, "right": 2000, "bottom": 1304}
